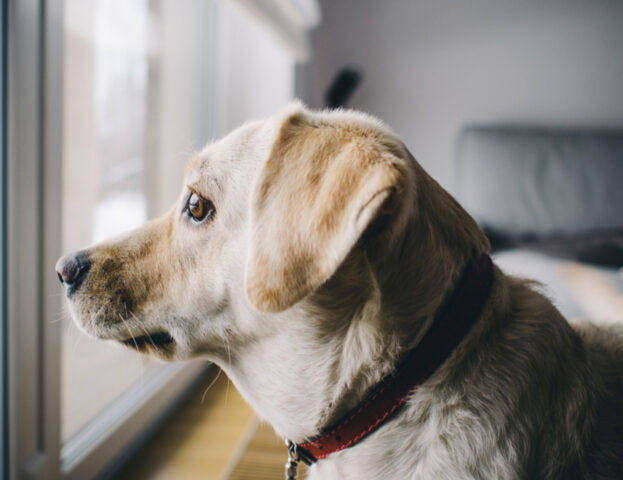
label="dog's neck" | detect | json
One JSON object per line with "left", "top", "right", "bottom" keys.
{"left": 295, "top": 252, "right": 493, "bottom": 464}
{"left": 223, "top": 161, "right": 489, "bottom": 444}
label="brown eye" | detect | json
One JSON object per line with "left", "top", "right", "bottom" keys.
{"left": 186, "top": 190, "right": 214, "bottom": 223}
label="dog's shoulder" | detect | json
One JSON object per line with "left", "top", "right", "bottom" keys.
{"left": 573, "top": 321, "right": 623, "bottom": 368}
{"left": 458, "top": 275, "right": 623, "bottom": 479}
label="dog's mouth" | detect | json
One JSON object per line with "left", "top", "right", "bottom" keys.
{"left": 120, "top": 331, "right": 175, "bottom": 353}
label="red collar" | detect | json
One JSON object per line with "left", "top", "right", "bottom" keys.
{"left": 294, "top": 253, "right": 494, "bottom": 465}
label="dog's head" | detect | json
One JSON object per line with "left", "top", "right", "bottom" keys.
{"left": 57, "top": 102, "right": 487, "bottom": 437}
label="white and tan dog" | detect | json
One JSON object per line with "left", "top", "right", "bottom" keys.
{"left": 57, "top": 102, "right": 623, "bottom": 479}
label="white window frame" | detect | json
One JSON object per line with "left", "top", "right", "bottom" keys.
{"left": 7, "top": 1, "right": 63, "bottom": 478}
{"left": 1, "top": 0, "right": 7, "bottom": 476}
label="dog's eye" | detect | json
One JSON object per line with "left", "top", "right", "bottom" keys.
{"left": 186, "top": 191, "right": 215, "bottom": 223}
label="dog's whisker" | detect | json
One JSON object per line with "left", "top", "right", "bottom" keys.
{"left": 118, "top": 313, "right": 146, "bottom": 387}
{"left": 51, "top": 310, "right": 70, "bottom": 324}
{"left": 201, "top": 368, "right": 222, "bottom": 404}
{"left": 52, "top": 308, "right": 71, "bottom": 323}
{"left": 224, "top": 336, "right": 232, "bottom": 404}
{"left": 69, "top": 321, "right": 85, "bottom": 357}
{"left": 139, "top": 355, "right": 149, "bottom": 388}
{"left": 118, "top": 313, "right": 140, "bottom": 351}
{"left": 131, "top": 313, "right": 158, "bottom": 350}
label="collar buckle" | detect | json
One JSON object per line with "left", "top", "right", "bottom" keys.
{"left": 285, "top": 440, "right": 300, "bottom": 479}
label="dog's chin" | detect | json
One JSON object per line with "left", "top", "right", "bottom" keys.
{"left": 117, "top": 331, "right": 177, "bottom": 359}
{"left": 67, "top": 308, "right": 180, "bottom": 361}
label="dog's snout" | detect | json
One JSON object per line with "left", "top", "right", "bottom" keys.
{"left": 56, "top": 253, "right": 89, "bottom": 290}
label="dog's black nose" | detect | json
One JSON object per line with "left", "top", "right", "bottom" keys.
{"left": 55, "top": 253, "right": 89, "bottom": 289}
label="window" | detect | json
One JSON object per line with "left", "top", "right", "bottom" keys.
{"left": 7, "top": 0, "right": 218, "bottom": 477}
{"left": 6, "top": 0, "right": 317, "bottom": 477}
{"left": 61, "top": 1, "right": 217, "bottom": 476}
{"left": 62, "top": 0, "right": 156, "bottom": 442}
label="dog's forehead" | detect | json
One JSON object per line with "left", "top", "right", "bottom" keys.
{"left": 184, "top": 119, "right": 275, "bottom": 186}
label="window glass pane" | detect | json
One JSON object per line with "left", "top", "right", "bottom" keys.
{"left": 92, "top": 0, "right": 149, "bottom": 243}
{"left": 62, "top": 0, "right": 155, "bottom": 441}
{"left": 62, "top": 0, "right": 217, "bottom": 443}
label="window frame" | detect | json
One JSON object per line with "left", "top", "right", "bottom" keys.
{"left": 7, "top": 0, "right": 63, "bottom": 478}
{"left": 1, "top": 0, "right": 7, "bottom": 477}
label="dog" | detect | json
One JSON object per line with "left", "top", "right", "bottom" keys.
{"left": 57, "top": 102, "right": 623, "bottom": 479}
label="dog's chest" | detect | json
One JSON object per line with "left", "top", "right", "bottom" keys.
{"left": 305, "top": 435, "right": 463, "bottom": 480}
{"left": 303, "top": 398, "right": 519, "bottom": 480}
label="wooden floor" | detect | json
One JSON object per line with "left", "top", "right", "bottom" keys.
{"left": 227, "top": 422, "right": 307, "bottom": 480}
{"left": 117, "top": 368, "right": 304, "bottom": 480}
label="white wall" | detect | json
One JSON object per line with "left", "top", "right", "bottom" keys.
{"left": 306, "top": 0, "right": 623, "bottom": 192}
{"left": 218, "top": 0, "right": 296, "bottom": 133}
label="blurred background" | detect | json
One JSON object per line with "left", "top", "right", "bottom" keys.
{"left": 3, "top": 0, "right": 623, "bottom": 479}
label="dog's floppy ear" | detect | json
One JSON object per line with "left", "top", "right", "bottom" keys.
{"left": 245, "top": 111, "right": 406, "bottom": 312}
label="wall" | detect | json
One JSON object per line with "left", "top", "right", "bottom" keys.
{"left": 218, "top": 0, "right": 296, "bottom": 133}
{"left": 305, "top": 0, "right": 623, "bottom": 192}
